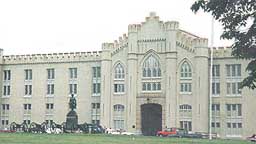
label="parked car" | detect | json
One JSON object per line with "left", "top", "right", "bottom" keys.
{"left": 247, "top": 134, "right": 256, "bottom": 142}
{"left": 157, "top": 128, "right": 179, "bottom": 137}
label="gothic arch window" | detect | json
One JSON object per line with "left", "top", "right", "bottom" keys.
{"left": 141, "top": 54, "right": 162, "bottom": 92}
{"left": 115, "top": 63, "right": 125, "bottom": 79}
{"left": 142, "top": 55, "right": 161, "bottom": 78}
{"left": 180, "top": 61, "right": 192, "bottom": 94}
{"left": 113, "top": 104, "right": 125, "bottom": 130}
{"left": 180, "top": 61, "right": 192, "bottom": 78}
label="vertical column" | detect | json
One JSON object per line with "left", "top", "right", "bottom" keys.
{"left": 100, "top": 43, "right": 112, "bottom": 128}
{"left": 194, "top": 39, "right": 209, "bottom": 132}
{"left": 127, "top": 25, "right": 138, "bottom": 132}
{"left": 165, "top": 22, "right": 178, "bottom": 128}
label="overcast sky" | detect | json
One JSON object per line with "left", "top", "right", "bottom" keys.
{"left": 0, "top": 0, "right": 232, "bottom": 55}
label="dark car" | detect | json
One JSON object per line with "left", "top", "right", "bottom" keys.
{"left": 87, "top": 124, "right": 104, "bottom": 134}
{"left": 168, "top": 129, "right": 202, "bottom": 138}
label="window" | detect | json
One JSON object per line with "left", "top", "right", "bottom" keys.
{"left": 92, "top": 67, "right": 101, "bottom": 78}
{"left": 180, "top": 121, "right": 192, "bottom": 131}
{"left": 113, "top": 104, "right": 125, "bottom": 130}
{"left": 114, "top": 84, "right": 124, "bottom": 93}
{"left": 142, "top": 82, "right": 161, "bottom": 91}
{"left": 212, "top": 65, "right": 220, "bottom": 77}
{"left": 226, "top": 104, "right": 242, "bottom": 117}
{"left": 1, "top": 119, "right": 9, "bottom": 126}
{"left": 91, "top": 103, "right": 100, "bottom": 125}
{"left": 3, "top": 70, "right": 11, "bottom": 81}
{"left": 226, "top": 64, "right": 241, "bottom": 77}
{"left": 227, "top": 82, "right": 241, "bottom": 96}
{"left": 93, "top": 83, "right": 101, "bottom": 94}
{"left": 212, "top": 122, "right": 220, "bottom": 128}
{"left": 212, "top": 82, "right": 220, "bottom": 95}
{"left": 23, "top": 120, "right": 31, "bottom": 124}
{"left": 114, "top": 63, "right": 125, "bottom": 79}
{"left": 1, "top": 104, "right": 10, "bottom": 116}
{"left": 181, "top": 62, "right": 192, "bottom": 78}
{"left": 25, "top": 69, "right": 32, "bottom": 80}
{"left": 180, "top": 83, "right": 192, "bottom": 93}
{"left": 24, "top": 104, "right": 32, "bottom": 110}
{"left": 3, "top": 85, "right": 11, "bottom": 96}
{"left": 179, "top": 104, "right": 192, "bottom": 118}
{"left": 47, "top": 69, "right": 55, "bottom": 80}
{"left": 69, "top": 68, "right": 77, "bottom": 79}
{"left": 25, "top": 85, "right": 32, "bottom": 95}
{"left": 46, "top": 103, "right": 54, "bottom": 109}
{"left": 69, "top": 84, "right": 77, "bottom": 94}
{"left": 47, "top": 84, "right": 54, "bottom": 95}
{"left": 142, "top": 55, "right": 161, "bottom": 78}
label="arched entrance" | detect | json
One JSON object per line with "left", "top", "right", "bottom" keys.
{"left": 141, "top": 103, "right": 162, "bottom": 136}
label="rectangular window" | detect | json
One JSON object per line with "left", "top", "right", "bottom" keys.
{"left": 93, "top": 83, "right": 101, "bottom": 94}
{"left": 47, "top": 84, "right": 54, "bottom": 95}
{"left": 69, "top": 68, "right": 77, "bottom": 79}
{"left": 114, "top": 84, "right": 125, "bottom": 93}
{"left": 46, "top": 103, "right": 54, "bottom": 109}
{"left": 3, "top": 85, "right": 11, "bottom": 96}
{"left": 47, "top": 69, "right": 55, "bottom": 80}
{"left": 92, "top": 66, "right": 101, "bottom": 78}
{"left": 212, "top": 65, "right": 220, "bottom": 77}
{"left": 180, "top": 83, "right": 192, "bottom": 93}
{"left": 180, "top": 121, "right": 192, "bottom": 131}
{"left": 25, "top": 85, "right": 32, "bottom": 95}
{"left": 3, "top": 70, "right": 11, "bottom": 81}
{"left": 69, "top": 84, "right": 77, "bottom": 94}
{"left": 212, "top": 82, "right": 220, "bottom": 95}
{"left": 91, "top": 103, "right": 100, "bottom": 125}
{"left": 226, "top": 64, "right": 241, "bottom": 77}
{"left": 24, "top": 104, "right": 32, "bottom": 110}
{"left": 226, "top": 104, "right": 242, "bottom": 117}
{"left": 25, "top": 69, "right": 32, "bottom": 80}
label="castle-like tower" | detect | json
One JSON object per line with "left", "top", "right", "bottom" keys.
{"left": 0, "top": 12, "right": 255, "bottom": 138}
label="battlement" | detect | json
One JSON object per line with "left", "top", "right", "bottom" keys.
{"left": 212, "top": 46, "right": 232, "bottom": 58}
{"left": 165, "top": 21, "right": 179, "bottom": 30}
{"left": 3, "top": 51, "right": 101, "bottom": 64}
{"left": 128, "top": 24, "right": 141, "bottom": 33}
{"left": 193, "top": 38, "right": 208, "bottom": 48}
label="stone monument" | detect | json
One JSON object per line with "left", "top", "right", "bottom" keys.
{"left": 66, "top": 94, "right": 78, "bottom": 132}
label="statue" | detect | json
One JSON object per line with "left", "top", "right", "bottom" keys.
{"left": 69, "top": 94, "right": 76, "bottom": 111}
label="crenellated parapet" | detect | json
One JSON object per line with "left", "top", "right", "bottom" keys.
{"left": 3, "top": 51, "right": 101, "bottom": 65}
{"left": 212, "top": 46, "right": 232, "bottom": 58}
{"left": 165, "top": 21, "right": 179, "bottom": 31}
{"left": 128, "top": 24, "right": 141, "bottom": 33}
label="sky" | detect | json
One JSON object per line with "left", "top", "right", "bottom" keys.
{"left": 0, "top": 0, "right": 233, "bottom": 55}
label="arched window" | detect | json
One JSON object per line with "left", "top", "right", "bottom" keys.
{"left": 180, "top": 61, "right": 192, "bottom": 78}
{"left": 142, "top": 55, "right": 161, "bottom": 77}
{"left": 113, "top": 104, "right": 125, "bottom": 130}
{"left": 115, "top": 63, "right": 125, "bottom": 79}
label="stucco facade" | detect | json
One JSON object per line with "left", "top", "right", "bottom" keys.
{"left": 0, "top": 12, "right": 255, "bottom": 138}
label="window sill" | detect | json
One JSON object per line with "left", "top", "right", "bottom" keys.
{"left": 46, "top": 95, "right": 54, "bottom": 97}
{"left": 24, "top": 95, "right": 32, "bottom": 98}
{"left": 68, "top": 94, "right": 77, "bottom": 97}
{"left": 92, "top": 93, "right": 100, "bottom": 97}
{"left": 226, "top": 95, "right": 242, "bottom": 98}
{"left": 142, "top": 91, "right": 162, "bottom": 93}
{"left": 212, "top": 95, "right": 220, "bottom": 97}
{"left": 180, "top": 92, "right": 192, "bottom": 95}
{"left": 113, "top": 93, "right": 125, "bottom": 95}
{"left": 1, "top": 96, "right": 11, "bottom": 98}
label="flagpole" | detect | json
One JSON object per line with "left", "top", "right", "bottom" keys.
{"left": 209, "top": 16, "right": 214, "bottom": 140}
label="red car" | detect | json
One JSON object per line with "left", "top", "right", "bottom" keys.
{"left": 157, "top": 128, "right": 178, "bottom": 137}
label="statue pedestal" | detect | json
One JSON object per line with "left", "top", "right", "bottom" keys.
{"left": 66, "top": 110, "right": 78, "bottom": 132}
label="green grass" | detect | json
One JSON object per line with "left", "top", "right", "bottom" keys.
{"left": 0, "top": 133, "right": 251, "bottom": 144}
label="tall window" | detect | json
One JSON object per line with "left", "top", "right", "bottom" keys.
{"left": 92, "top": 66, "right": 101, "bottom": 96}
{"left": 142, "top": 55, "right": 161, "bottom": 77}
{"left": 115, "top": 64, "right": 125, "bottom": 79}
{"left": 91, "top": 103, "right": 100, "bottom": 125}
{"left": 3, "top": 70, "right": 11, "bottom": 81}
{"left": 47, "top": 69, "right": 55, "bottom": 80}
{"left": 47, "top": 84, "right": 54, "bottom": 95}
{"left": 25, "top": 85, "right": 32, "bottom": 96}
{"left": 227, "top": 82, "right": 242, "bottom": 96}
{"left": 24, "top": 104, "right": 32, "bottom": 115}
{"left": 69, "top": 68, "right": 77, "bottom": 79}
{"left": 226, "top": 104, "right": 242, "bottom": 117}
{"left": 180, "top": 62, "right": 192, "bottom": 78}
{"left": 212, "top": 65, "right": 220, "bottom": 77}
{"left": 142, "top": 55, "right": 161, "bottom": 92}
{"left": 113, "top": 104, "right": 125, "bottom": 130}
{"left": 92, "top": 67, "right": 101, "bottom": 78}
{"left": 69, "top": 84, "right": 77, "bottom": 94}
{"left": 180, "top": 61, "right": 192, "bottom": 94}
{"left": 212, "top": 82, "right": 220, "bottom": 95}
{"left": 114, "top": 63, "right": 125, "bottom": 94}
{"left": 46, "top": 103, "right": 54, "bottom": 115}
{"left": 226, "top": 104, "right": 243, "bottom": 136}
{"left": 3, "top": 85, "right": 11, "bottom": 96}
{"left": 25, "top": 69, "right": 32, "bottom": 80}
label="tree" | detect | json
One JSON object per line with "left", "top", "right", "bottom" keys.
{"left": 191, "top": 0, "right": 256, "bottom": 89}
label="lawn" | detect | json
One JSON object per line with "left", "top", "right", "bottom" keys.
{"left": 0, "top": 133, "right": 251, "bottom": 144}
